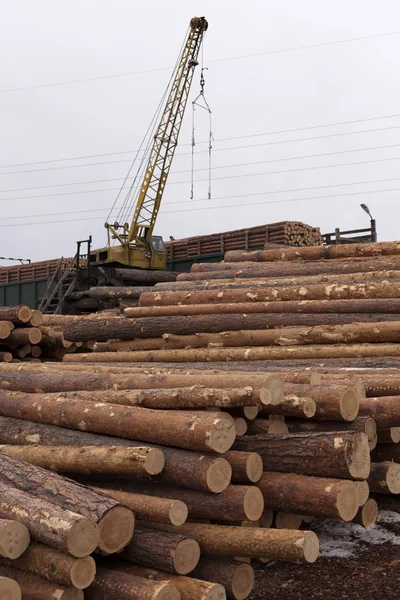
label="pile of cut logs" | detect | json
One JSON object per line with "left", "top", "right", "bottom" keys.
{"left": 0, "top": 306, "right": 88, "bottom": 363}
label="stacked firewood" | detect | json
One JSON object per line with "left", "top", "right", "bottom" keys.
{"left": 0, "top": 305, "right": 89, "bottom": 362}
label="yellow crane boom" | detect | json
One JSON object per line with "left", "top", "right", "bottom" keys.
{"left": 92, "top": 16, "right": 209, "bottom": 269}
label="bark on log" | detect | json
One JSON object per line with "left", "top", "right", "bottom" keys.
{"left": 285, "top": 416, "right": 377, "bottom": 442}
{"left": 193, "top": 557, "right": 253, "bottom": 600}
{"left": 224, "top": 241, "right": 400, "bottom": 263}
{"left": 66, "top": 344, "right": 400, "bottom": 364}
{"left": 246, "top": 419, "right": 289, "bottom": 435}
{"left": 0, "top": 444, "right": 164, "bottom": 477}
{"left": 0, "top": 542, "right": 96, "bottom": 589}
{"left": 273, "top": 513, "right": 303, "bottom": 530}
{"left": 0, "top": 306, "right": 32, "bottom": 324}
{"left": 113, "top": 268, "right": 178, "bottom": 283}
{"left": 368, "top": 461, "right": 400, "bottom": 494}
{"left": 0, "top": 519, "right": 30, "bottom": 559}
{"left": 354, "top": 498, "right": 378, "bottom": 527}
{"left": 259, "top": 396, "right": 316, "bottom": 418}
{"left": 0, "top": 576, "right": 20, "bottom": 600}
{"left": 87, "top": 287, "right": 146, "bottom": 300}
{"left": 0, "top": 417, "right": 232, "bottom": 493}
{"left": 108, "top": 481, "right": 264, "bottom": 522}
{"left": 92, "top": 487, "right": 188, "bottom": 526}
{"left": 139, "top": 522, "right": 319, "bottom": 563}
{"left": 7, "top": 328, "right": 42, "bottom": 345}
{"left": 139, "top": 282, "right": 400, "bottom": 307}
{"left": 358, "top": 396, "right": 400, "bottom": 427}
{"left": 0, "top": 390, "right": 236, "bottom": 453}
{"left": 223, "top": 451, "right": 263, "bottom": 483}
{"left": 283, "top": 383, "right": 360, "bottom": 421}
{"left": 79, "top": 565, "right": 179, "bottom": 600}
{"left": 0, "top": 452, "right": 133, "bottom": 554}
{"left": 107, "top": 564, "right": 226, "bottom": 600}
{"left": 120, "top": 525, "right": 200, "bottom": 574}
{"left": 0, "top": 479, "right": 99, "bottom": 557}
{"left": 377, "top": 428, "right": 400, "bottom": 443}
{"left": 258, "top": 472, "right": 359, "bottom": 520}
{"left": 0, "top": 564, "right": 82, "bottom": 599}
{"left": 233, "top": 431, "right": 370, "bottom": 480}
{"left": 0, "top": 353, "right": 12, "bottom": 363}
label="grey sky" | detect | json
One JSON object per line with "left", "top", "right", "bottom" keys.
{"left": 0, "top": 0, "right": 399, "bottom": 264}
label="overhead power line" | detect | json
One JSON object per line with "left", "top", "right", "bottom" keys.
{"left": 1, "top": 185, "right": 399, "bottom": 229}
{"left": 2, "top": 114, "right": 400, "bottom": 171}
{"left": 1, "top": 30, "right": 399, "bottom": 94}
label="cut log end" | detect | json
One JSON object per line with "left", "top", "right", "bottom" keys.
{"left": 259, "top": 388, "right": 272, "bottom": 406}
{"left": 310, "top": 373, "right": 322, "bottom": 385}
{"left": 365, "top": 418, "right": 377, "bottom": 442}
{"left": 243, "top": 487, "right": 265, "bottom": 521}
{"left": 340, "top": 387, "right": 360, "bottom": 422}
{"left": 242, "top": 406, "right": 259, "bottom": 420}
{"left": 234, "top": 418, "right": 247, "bottom": 437}
{"left": 232, "top": 562, "right": 255, "bottom": 600}
{"left": 302, "top": 531, "right": 319, "bottom": 563}
{"left": 154, "top": 582, "right": 181, "bottom": 600}
{"left": 208, "top": 418, "right": 236, "bottom": 453}
{"left": 0, "top": 577, "right": 21, "bottom": 600}
{"left": 337, "top": 481, "right": 359, "bottom": 522}
{"left": 303, "top": 398, "right": 317, "bottom": 418}
{"left": 173, "top": 538, "right": 201, "bottom": 575}
{"left": 0, "top": 520, "right": 30, "bottom": 559}
{"left": 260, "top": 509, "right": 274, "bottom": 528}
{"left": 17, "top": 306, "right": 32, "bottom": 323}
{"left": 386, "top": 463, "right": 400, "bottom": 494}
{"left": 275, "top": 513, "right": 303, "bottom": 529}
{"left": 347, "top": 432, "right": 371, "bottom": 480}
{"left": 206, "top": 457, "right": 232, "bottom": 493}
{"left": 203, "top": 583, "right": 226, "bottom": 600}
{"left": 70, "top": 556, "right": 97, "bottom": 589}
{"left": 356, "top": 498, "right": 378, "bottom": 527}
{"left": 267, "top": 376, "right": 284, "bottom": 405}
{"left": 267, "top": 420, "right": 289, "bottom": 434}
{"left": 146, "top": 448, "right": 166, "bottom": 475}
{"left": 98, "top": 506, "right": 135, "bottom": 554}
{"left": 169, "top": 500, "right": 189, "bottom": 527}
{"left": 355, "top": 481, "right": 370, "bottom": 506}
{"left": 246, "top": 453, "right": 263, "bottom": 483}
{"left": 67, "top": 518, "right": 100, "bottom": 558}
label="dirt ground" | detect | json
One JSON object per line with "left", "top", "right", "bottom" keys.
{"left": 251, "top": 500, "right": 400, "bottom": 600}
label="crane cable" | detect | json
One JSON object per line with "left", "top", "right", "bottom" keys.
{"left": 191, "top": 42, "right": 213, "bottom": 200}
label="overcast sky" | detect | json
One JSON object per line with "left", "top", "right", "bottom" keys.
{"left": 0, "top": 0, "right": 400, "bottom": 264}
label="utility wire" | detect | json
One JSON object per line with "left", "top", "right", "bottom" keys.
{"left": 2, "top": 116, "right": 400, "bottom": 171}
{"left": 1, "top": 30, "right": 399, "bottom": 93}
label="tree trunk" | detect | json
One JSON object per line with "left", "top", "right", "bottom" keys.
{"left": 106, "top": 564, "right": 226, "bottom": 600}
{"left": 223, "top": 451, "right": 263, "bottom": 483}
{"left": 121, "top": 525, "right": 200, "bottom": 575}
{"left": 233, "top": 431, "right": 370, "bottom": 480}
{"left": 85, "top": 566, "right": 179, "bottom": 600}
{"left": 259, "top": 396, "right": 316, "bottom": 418}
{"left": 0, "top": 390, "right": 236, "bottom": 454}
{"left": 0, "top": 519, "right": 30, "bottom": 559}
{"left": 107, "top": 481, "right": 264, "bottom": 522}
{"left": 113, "top": 268, "right": 178, "bottom": 283}
{"left": 0, "top": 444, "right": 164, "bottom": 477}
{"left": 7, "top": 328, "right": 42, "bottom": 345}
{"left": 0, "top": 322, "right": 13, "bottom": 341}
{"left": 92, "top": 487, "right": 188, "bottom": 526}
{"left": 285, "top": 416, "right": 377, "bottom": 442}
{"left": 0, "top": 542, "right": 96, "bottom": 589}
{"left": 283, "top": 383, "right": 360, "bottom": 421}
{"left": 0, "top": 306, "right": 32, "bottom": 324}
{"left": 377, "top": 427, "right": 400, "bottom": 443}
{"left": 246, "top": 419, "right": 289, "bottom": 435}
{"left": 192, "top": 557, "right": 253, "bottom": 600}
{"left": 224, "top": 241, "right": 400, "bottom": 263}
{"left": 354, "top": 498, "right": 378, "bottom": 527}
{"left": 87, "top": 287, "right": 146, "bottom": 300}
{"left": 0, "top": 565, "right": 83, "bottom": 599}
{"left": 0, "top": 452, "right": 133, "bottom": 554}
{"left": 0, "top": 416, "right": 232, "bottom": 493}
{"left": 258, "top": 471, "right": 359, "bottom": 521}
{"left": 0, "top": 479, "right": 99, "bottom": 557}
{"left": 140, "top": 522, "right": 319, "bottom": 563}
{"left": 358, "top": 396, "right": 400, "bottom": 427}
{"left": 368, "top": 461, "right": 400, "bottom": 494}
{"left": 354, "top": 480, "right": 370, "bottom": 506}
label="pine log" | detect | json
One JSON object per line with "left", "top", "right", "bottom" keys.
{"left": 193, "top": 557, "right": 253, "bottom": 600}
{"left": 233, "top": 431, "right": 370, "bottom": 479}
{"left": 260, "top": 509, "right": 274, "bottom": 528}
{"left": 258, "top": 472, "right": 359, "bottom": 520}
{"left": 234, "top": 418, "right": 247, "bottom": 436}
{"left": 0, "top": 417, "right": 232, "bottom": 493}
{"left": 0, "top": 390, "right": 236, "bottom": 453}
{"left": 113, "top": 268, "right": 178, "bottom": 283}
{"left": 0, "top": 444, "right": 164, "bottom": 477}
{"left": 0, "top": 542, "right": 96, "bottom": 589}
{"left": 85, "top": 566, "right": 180, "bottom": 600}
{"left": 223, "top": 451, "right": 263, "bottom": 483}
{"left": 259, "top": 396, "right": 316, "bottom": 418}
{"left": 107, "top": 564, "right": 226, "bottom": 600}
{"left": 0, "top": 353, "right": 12, "bottom": 363}
{"left": 0, "top": 453, "right": 133, "bottom": 554}
{"left": 354, "top": 498, "right": 378, "bottom": 527}
{"left": 285, "top": 416, "right": 377, "bottom": 442}
{"left": 0, "top": 519, "right": 30, "bottom": 559}
{"left": 283, "top": 383, "right": 360, "bottom": 421}
{"left": 0, "top": 322, "right": 13, "bottom": 340}
{"left": 120, "top": 525, "right": 200, "bottom": 574}
{"left": 87, "top": 287, "right": 146, "bottom": 300}
{"left": 223, "top": 241, "right": 400, "bottom": 263}
{"left": 368, "top": 461, "right": 400, "bottom": 494}
{"left": 92, "top": 487, "right": 188, "bottom": 526}
{"left": 273, "top": 513, "right": 303, "bottom": 529}
{"left": 377, "top": 428, "right": 400, "bottom": 443}
{"left": 0, "top": 576, "right": 20, "bottom": 600}
{"left": 108, "top": 481, "right": 264, "bottom": 522}
{"left": 139, "top": 522, "right": 319, "bottom": 563}
{"left": 246, "top": 419, "right": 289, "bottom": 435}
{"left": 354, "top": 480, "right": 370, "bottom": 506}
{"left": 138, "top": 282, "right": 400, "bottom": 307}
{"left": 0, "top": 479, "right": 99, "bottom": 557}
{"left": 7, "top": 328, "right": 42, "bottom": 345}
{"left": 0, "top": 306, "right": 32, "bottom": 324}
{"left": 358, "top": 396, "right": 400, "bottom": 427}
{"left": 29, "top": 310, "right": 43, "bottom": 326}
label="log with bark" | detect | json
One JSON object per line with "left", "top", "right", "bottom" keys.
{"left": 0, "top": 306, "right": 32, "bottom": 324}
{"left": 0, "top": 519, "right": 30, "bottom": 559}
{"left": 358, "top": 396, "right": 400, "bottom": 427}
{"left": 223, "top": 451, "right": 263, "bottom": 483}
{"left": 368, "top": 461, "right": 400, "bottom": 494}
{"left": 259, "top": 396, "right": 316, "bottom": 419}
{"left": 355, "top": 481, "right": 370, "bottom": 506}
{"left": 233, "top": 431, "right": 370, "bottom": 480}
{"left": 0, "top": 575, "right": 21, "bottom": 600}
{"left": 354, "top": 498, "right": 378, "bottom": 527}
{"left": 285, "top": 416, "right": 377, "bottom": 442}
{"left": 192, "top": 557, "right": 253, "bottom": 600}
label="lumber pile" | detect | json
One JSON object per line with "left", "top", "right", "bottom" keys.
{"left": 166, "top": 222, "right": 322, "bottom": 261}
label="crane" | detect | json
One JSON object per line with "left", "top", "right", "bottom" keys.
{"left": 91, "top": 16, "right": 209, "bottom": 269}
